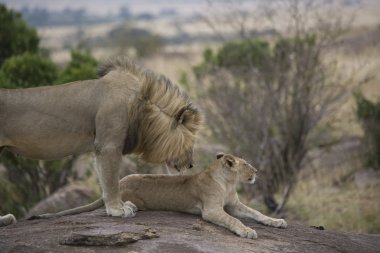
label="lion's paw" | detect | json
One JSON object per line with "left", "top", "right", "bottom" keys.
{"left": 106, "top": 201, "right": 138, "bottom": 218}
{"left": 236, "top": 226, "right": 258, "bottom": 239}
{"left": 122, "top": 201, "right": 138, "bottom": 217}
{"left": 267, "top": 218, "right": 287, "bottom": 228}
{"left": 0, "top": 214, "right": 16, "bottom": 227}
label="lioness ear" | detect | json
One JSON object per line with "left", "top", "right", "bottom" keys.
{"left": 226, "top": 157, "right": 234, "bottom": 167}
{"left": 224, "top": 155, "right": 235, "bottom": 168}
{"left": 216, "top": 153, "right": 224, "bottom": 159}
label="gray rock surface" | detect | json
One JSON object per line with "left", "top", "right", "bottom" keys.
{"left": 25, "top": 184, "right": 96, "bottom": 218}
{"left": 1, "top": 209, "right": 379, "bottom": 253}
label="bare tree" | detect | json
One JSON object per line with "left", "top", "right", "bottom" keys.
{"left": 192, "top": 0, "right": 368, "bottom": 212}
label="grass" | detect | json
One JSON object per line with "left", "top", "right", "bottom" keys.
{"left": 288, "top": 167, "right": 380, "bottom": 234}
{"left": 286, "top": 31, "right": 380, "bottom": 234}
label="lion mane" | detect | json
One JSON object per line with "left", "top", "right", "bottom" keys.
{"left": 98, "top": 58, "right": 202, "bottom": 166}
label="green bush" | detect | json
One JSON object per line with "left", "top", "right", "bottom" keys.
{"left": 354, "top": 92, "right": 380, "bottom": 170}
{"left": 57, "top": 50, "right": 98, "bottom": 84}
{"left": 194, "top": 36, "right": 317, "bottom": 81}
{"left": 108, "top": 25, "right": 162, "bottom": 57}
{"left": 193, "top": 41, "right": 271, "bottom": 79}
{"left": 0, "top": 4, "right": 39, "bottom": 66}
{"left": 0, "top": 150, "right": 72, "bottom": 217}
{"left": 0, "top": 52, "right": 57, "bottom": 88}
{"left": 217, "top": 40, "right": 270, "bottom": 69}
{"left": 0, "top": 71, "right": 10, "bottom": 87}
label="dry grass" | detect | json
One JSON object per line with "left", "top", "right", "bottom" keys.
{"left": 287, "top": 51, "right": 379, "bottom": 233}
{"left": 263, "top": 40, "right": 380, "bottom": 232}
{"left": 287, "top": 136, "right": 380, "bottom": 234}
{"left": 288, "top": 177, "right": 380, "bottom": 233}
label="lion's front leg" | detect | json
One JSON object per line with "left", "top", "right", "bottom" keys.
{"left": 226, "top": 201, "right": 287, "bottom": 228}
{"left": 95, "top": 147, "right": 137, "bottom": 218}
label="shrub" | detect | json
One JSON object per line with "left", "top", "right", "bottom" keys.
{"left": 193, "top": 34, "right": 345, "bottom": 212}
{"left": 57, "top": 50, "right": 98, "bottom": 84}
{"left": 0, "top": 52, "right": 57, "bottom": 88}
{"left": 0, "top": 4, "right": 39, "bottom": 66}
{"left": 354, "top": 92, "right": 380, "bottom": 170}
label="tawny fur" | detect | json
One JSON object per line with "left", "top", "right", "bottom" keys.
{"left": 32, "top": 154, "right": 287, "bottom": 239}
{"left": 0, "top": 57, "right": 202, "bottom": 225}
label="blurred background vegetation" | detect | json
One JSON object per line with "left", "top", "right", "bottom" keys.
{"left": 0, "top": 4, "right": 98, "bottom": 217}
{"left": 0, "top": 0, "right": 379, "bottom": 233}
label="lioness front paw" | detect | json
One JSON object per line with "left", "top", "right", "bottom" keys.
{"left": 106, "top": 201, "right": 138, "bottom": 218}
{"left": 266, "top": 218, "right": 287, "bottom": 228}
{"left": 236, "top": 226, "right": 258, "bottom": 239}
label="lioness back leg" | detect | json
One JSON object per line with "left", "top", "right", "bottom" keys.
{"left": 226, "top": 201, "right": 287, "bottom": 228}
{"left": 202, "top": 205, "right": 257, "bottom": 239}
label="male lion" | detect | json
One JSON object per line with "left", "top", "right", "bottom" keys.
{"left": 32, "top": 153, "right": 287, "bottom": 239}
{"left": 0, "top": 58, "right": 202, "bottom": 225}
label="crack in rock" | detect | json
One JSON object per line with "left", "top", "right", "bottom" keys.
{"left": 60, "top": 228, "right": 158, "bottom": 246}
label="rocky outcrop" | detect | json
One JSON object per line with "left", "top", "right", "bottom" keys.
{"left": 1, "top": 209, "right": 379, "bottom": 253}
{"left": 25, "top": 184, "right": 96, "bottom": 218}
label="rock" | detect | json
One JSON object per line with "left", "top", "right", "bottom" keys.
{"left": 25, "top": 183, "right": 96, "bottom": 218}
{"left": 61, "top": 227, "right": 158, "bottom": 246}
{"left": 0, "top": 163, "right": 6, "bottom": 175}
{"left": 1, "top": 209, "right": 379, "bottom": 253}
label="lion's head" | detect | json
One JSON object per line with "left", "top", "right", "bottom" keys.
{"left": 216, "top": 153, "right": 258, "bottom": 184}
{"left": 137, "top": 102, "right": 202, "bottom": 171}
{"left": 99, "top": 58, "right": 202, "bottom": 172}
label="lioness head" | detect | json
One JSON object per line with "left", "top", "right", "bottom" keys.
{"left": 216, "top": 153, "right": 258, "bottom": 184}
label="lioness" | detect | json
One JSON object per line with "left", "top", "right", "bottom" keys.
{"left": 0, "top": 58, "right": 202, "bottom": 224}
{"left": 32, "top": 153, "right": 287, "bottom": 239}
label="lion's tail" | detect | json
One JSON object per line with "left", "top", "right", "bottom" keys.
{"left": 27, "top": 199, "right": 104, "bottom": 220}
